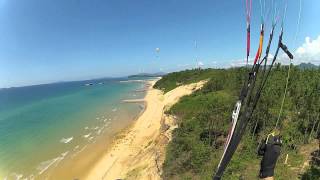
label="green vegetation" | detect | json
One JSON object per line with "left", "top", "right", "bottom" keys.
{"left": 302, "top": 165, "right": 320, "bottom": 180}
{"left": 154, "top": 66, "right": 320, "bottom": 179}
{"left": 154, "top": 68, "right": 237, "bottom": 93}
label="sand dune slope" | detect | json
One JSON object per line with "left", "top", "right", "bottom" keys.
{"left": 85, "top": 80, "right": 206, "bottom": 180}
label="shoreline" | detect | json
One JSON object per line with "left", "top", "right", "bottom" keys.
{"left": 85, "top": 79, "right": 207, "bottom": 179}
{"left": 36, "top": 81, "right": 149, "bottom": 180}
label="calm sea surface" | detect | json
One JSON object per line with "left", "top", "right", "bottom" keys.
{"left": 0, "top": 78, "right": 147, "bottom": 179}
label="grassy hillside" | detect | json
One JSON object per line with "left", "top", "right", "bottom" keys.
{"left": 154, "top": 66, "right": 320, "bottom": 179}
{"left": 153, "top": 68, "right": 242, "bottom": 93}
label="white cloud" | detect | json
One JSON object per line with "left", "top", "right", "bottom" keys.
{"left": 293, "top": 36, "right": 320, "bottom": 65}
{"left": 229, "top": 57, "right": 254, "bottom": 67}
{"left": 198, "top": 61, "right": 204, "bottom": 66}
{"left": 229, "top": 59, "right": 245, "bottom": 67}
{"left": 229, "top": 35, "right": 320, "bottom": 67}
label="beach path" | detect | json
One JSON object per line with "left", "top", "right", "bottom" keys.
{"left": 85, "top": 80, "right": 206, "bottom": 180}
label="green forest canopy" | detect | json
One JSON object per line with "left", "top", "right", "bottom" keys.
{"left": 154, "top": 65, "right": 320, "bottom": 179}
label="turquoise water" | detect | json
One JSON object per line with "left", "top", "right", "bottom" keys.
{"left": 0, "top": 78, "right": 146, "bottom": 179}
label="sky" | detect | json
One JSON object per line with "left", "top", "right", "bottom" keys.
{"left": 0, "top": 0, "right": 319, "bottom": 88}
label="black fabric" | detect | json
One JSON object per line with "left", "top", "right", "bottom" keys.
{"left": 258, "top": 135, "right": 282, "bottom": 178}
{"left": 279, "top": 42, "right": 293, "bottom": 59}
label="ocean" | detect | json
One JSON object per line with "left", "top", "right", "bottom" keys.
{"left": 0, "top": 78, "right": 148, "bottom": 179}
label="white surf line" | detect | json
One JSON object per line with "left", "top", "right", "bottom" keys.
{"left": 37, "top": 151, "right": 69, "bottom": 175}
{"left": 83, "top": 133, "right": 91, "bottom": 138}
{"left": 60, "top": 137, "right": 73, "bottom": 144}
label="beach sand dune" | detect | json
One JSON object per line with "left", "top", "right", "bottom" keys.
{"left": 85, "top": 80, "right": 206, "bottom": 180}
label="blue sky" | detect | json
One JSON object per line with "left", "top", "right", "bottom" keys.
{"left": 0, "top": 0, "right": 319, "bottom": 88}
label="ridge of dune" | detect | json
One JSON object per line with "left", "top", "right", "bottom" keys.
{"left": 85, "top": 80, "right": 206, "bottom": 180}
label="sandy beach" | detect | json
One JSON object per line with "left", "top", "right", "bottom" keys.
{"left": 85, "top": 79, "right": 206, "bottom": 180}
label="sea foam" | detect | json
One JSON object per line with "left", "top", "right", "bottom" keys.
{"left": 60, "top": 137, "right": 73, "bottom": 144}
{"left": 119, "top": 80, "right": 145, "bottom": 83}
{"left": 37, "top": 151, "right": 69, "bottom": 175}
{"left": 83, "top": 133, "right": 91, "bottom": 138}
{"left": 7, "top": 173, "right": 23, "bottom": 180}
